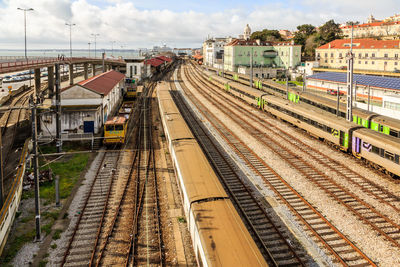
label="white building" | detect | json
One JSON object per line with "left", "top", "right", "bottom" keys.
{"left": 40, "top": 70, "right": 125, "bottom": 136}
{"left": 125, "top": 58, "right": 150, "bottom": 82}
{"left": 203, "top": 37, "right": 231, "bottom": 68}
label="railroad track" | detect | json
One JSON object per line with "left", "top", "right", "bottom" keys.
{"left": 180, "top": 64, "right": 375, "bottom": 266}
{"left": 170, "top": 75, "right": 308, "bottom": 266}
{"left": 188, "top": 65, "right": 400, "bottom": 250}
{"left": 60, "top": 150, "right": 122, "bottom": 266}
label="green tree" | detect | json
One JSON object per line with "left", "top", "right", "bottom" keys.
{"left": 316, "top": 19, "right": 342, "bottom": 45}
{"left": 250, "top": 29, "right": 283, "bottom": 42}
{"left": 293, "top": 24, "right": 316, "bottom": 57}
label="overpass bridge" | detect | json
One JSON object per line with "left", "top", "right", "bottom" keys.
{"left": 0, "top": 57, "right": 125, "bottom": 96}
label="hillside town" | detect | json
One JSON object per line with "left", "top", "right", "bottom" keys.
{"left": 199, "top": 12, "right": 400, "bottom": 119}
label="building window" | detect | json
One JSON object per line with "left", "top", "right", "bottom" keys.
{"left": 384, "top": 53, "right": 388, "bottom": 58}
{"left": 129, "top": 66, "right": 133, "bottom": 78}
{"left": 372, "top": 53, "right": 375, "bottom": 58}
{"left": 339, "top": 53, "right": 342, "bottom": 58}
{"left": 365, "top": 53, "right": 368, "bottom": 57}
{"left": 372, "top": 61, "right": 375, "bottom": 64}
{"left": 331, "top": 60, "right": 333, "bottom": 63}
{"left": 395, "top": 62, "right": 398, "bottom": 66}
{"left": 324, "top": 59, "right": 328, "bottom": 63}
{"left": 365, "top": 61, "right": 368, "bottom": 64}
{"left": 358, "top": 61, "right": 361, "bottom": 64}
{"left": 325, "top": 53, "right": 328, "bottom": 57}
{"left": 134, "top": 65, "right": 137, "bottom": 75}
{"left": 317, "top": 53, "right": 320, "bottom": 58}
{"left": 358, "top": 53, "right": 362, "bottom": 58}
{"left": 330, "top": 53, "right": 334, "bottom": 57}
{"left": 395, "top": 54, "right": 399, "bottom": 58}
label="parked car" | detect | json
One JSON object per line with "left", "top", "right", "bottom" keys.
{"left": 327, "top": 89, "right": 344, "bottom": 96}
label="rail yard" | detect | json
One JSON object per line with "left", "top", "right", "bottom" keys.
{"left": 1, "top": 57, "right": 400, "bottom": 267}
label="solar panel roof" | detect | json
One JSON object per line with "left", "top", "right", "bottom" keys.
{"left": 308, "top": 72, "right": 400, "bottom": 91}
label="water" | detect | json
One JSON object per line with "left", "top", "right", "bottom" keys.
{"left": 0, "top": 49, "right": 141, "bottom": 59}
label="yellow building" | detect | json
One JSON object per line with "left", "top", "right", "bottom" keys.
{"left": 316, "top": 39, "right": 400, "bottom": 72}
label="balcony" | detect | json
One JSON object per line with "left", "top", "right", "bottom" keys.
{"left": 263, "top": 50, "right": 278, "bottom": 58}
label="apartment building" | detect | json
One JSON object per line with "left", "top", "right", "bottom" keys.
{"left": 202, "top": 37, "right": 231, "bottom": 68}
{"left": 223, "top": 39, "right": 301, "bottom": 73}
{"left": 316, "top": 39, "right": 400, "bottom": 72}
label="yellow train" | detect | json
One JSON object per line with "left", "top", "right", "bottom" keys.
{"left": 104, "top": 102, "right": 134, "bottom": 145}
{"left": 104, "top": 116, "right": 128, "bottom": 145}
{"left": 126, "top": 86, "right": 137, "bottom": 99}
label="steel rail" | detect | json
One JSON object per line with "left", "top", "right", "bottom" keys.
{"left": 182, "top": 64, "right": 376, "bottom": 266}
{"left": 188, "top": 64, "right": 400, "bottom": 250}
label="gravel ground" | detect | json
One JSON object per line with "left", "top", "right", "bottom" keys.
{"left": 11, "top": 199, "right": 40, "bottom": 267}
{"left": 183, "top": 65, "right": 400, "bottom": 266}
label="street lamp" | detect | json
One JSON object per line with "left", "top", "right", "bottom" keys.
{"left": 65, "top": 22, "right": 76, "bottom": 59}
{"left": 88, "top": 42, "right": 91, "bottom": 58}
{"left": 346, "top": 22, "right": 355, "bottom": 122}
{"left": 17, "top": 7, "right": 34, "bottom": 61}
{"left": 91, "top": 33, "right": 100, "bottom": 58}
{"left": 110, "top": 41, "right": 116, "bottom": 57}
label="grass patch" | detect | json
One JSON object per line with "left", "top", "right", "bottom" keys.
{"left": 50, "top": 243, "right": 57, "bottom": 249}
{"left": 42, "top": 211, "right": 60, "bottom": 221}
{"left": 275, "top": 80, "right": 303, "bottom": 86}
{"left": 39, "top": 259, "right": 48, "bottom": 267}
{"left": 53, "top": 229, "right": 62, "bottom": 240}
{"left": 0, "top": 229, "right": 35, "bottom": 264}
{"left": 41, "top": 223, "right": 53, "bottom": 235}
{"left": 22, "top": 190, "right": 34, "bottom": 200}
{"left": 177, "top": 216, "right": 186, "bottom": 223}
{"left": 39, "top": 152, "right": 89, "bottom": 202}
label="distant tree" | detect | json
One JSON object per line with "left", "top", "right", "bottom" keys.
{"left": 293, "top": 24, "right": 316, "bottom": 58}
{"left": 316, "top": 19, "right": 343, "bottom": 45}
{"left": 250, "top": 29, "right": 283, "bottom": 42}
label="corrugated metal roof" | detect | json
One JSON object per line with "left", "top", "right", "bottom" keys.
{"left": 78, "top": 70, "right": 125, "bottom": 96}
{"left": 308, "top": 72, "right": 400, "bottom": 90}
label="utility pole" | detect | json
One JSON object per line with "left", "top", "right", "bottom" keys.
{"left": 346, "top": 23, "right": 355, "bottom": 122}
{"left": 302, "top": 69, "right": 306, "bottom": 92}
{"left": 55, "top": 64, "right": 62, "bottom": 153}
{"left": 88, "top": 42, "right": 91, "bottom": 58}
{"left": 367, "top": 85, "right": 371, "bottom": 111}
{"left": 110, "top": 41, "right": 116, "bottom": 57}
{"left": 286, "top": 69, "right": 289, "bottom": 100}
{"left": 65, "top": 22, "right": 76, "bottom": 60}
{"left": 31, "top": 95, "right": 41, "bottom": 241}
{"left": 250, "top": 47, "right": 253, "bottom": 88}
{"left": 336, "top": 85, "right": 340, "bottom": 117}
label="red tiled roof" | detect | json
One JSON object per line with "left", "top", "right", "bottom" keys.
{"left": 156, "top": 56, "right": 172, "bottom": 62}
{"left": 317, "top": 39, "right": 400, "bottom": 50}
{"left": 340, "top": 21, "right": 400, "bottom": 29}
{"left": 192, "top": 55, "right": 203, "bottom": 60}
{"left": 78, "top": 70, "right": 125, "bottom": 96}
{"left": 145, "top": 58, "right": 164, "bottom": 67}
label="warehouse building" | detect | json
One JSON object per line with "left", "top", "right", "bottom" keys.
{"left": 40, "top": 70, "right": 125, "bottom": 137}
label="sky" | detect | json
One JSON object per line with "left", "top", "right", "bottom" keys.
{"left": 0, "top": 0, "right": 398, "bottom": 50}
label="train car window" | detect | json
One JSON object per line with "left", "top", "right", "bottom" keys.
{"left": 371, "top": 145, "right": 379, "bottom": 155}
{"left": 395, "top": 154, "right": 399, "bottom": 164}
{"left": 384, "top": 150, "right": 395, "bottom": 162}
{"left": 326, "top": 126, "right": 332, "bottom": 134}
{"left": 105, "top": 125, "right": 114, "bottom": 131}
{"left": 380, "top": 148, "right": 385, "bottom": 158}
{"left": 389, "top": 129, "right": 399, "bottom": 138}
{"left": 115, "top": 125, "right": 123, "bottom": 131}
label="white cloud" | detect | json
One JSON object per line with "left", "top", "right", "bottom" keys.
{"left": 0, "top": 0, "right": 399, "bottom": 49}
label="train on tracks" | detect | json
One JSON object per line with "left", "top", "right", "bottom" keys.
{"left": 103, "top": 101, "right": 134, "bottom": 145}
{"left": 201, "top": 64, "right": 400, "bottom": 141}
{"left": 157, "top": 82, "right": 267, "bottom": 266}
{"left": 198, "top": 66, "right": 400, "bottom": 178}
